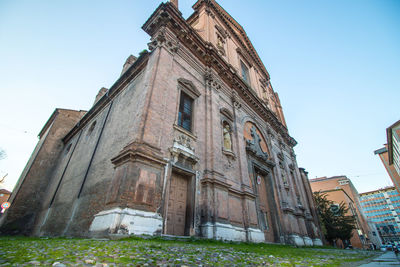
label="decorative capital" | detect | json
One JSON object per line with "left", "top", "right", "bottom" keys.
{"left": 288, "top": 163, "right": 295, "bottom": 171}
{"left": 204, "top": 69, "right": 221, "bottom": 91}
{"left": 231, "top": 91, "right": 242, "bottom": 109}
{"left": 277, "top": 152, "right": 284, "bottom": 161}
{"left": 147, "top": 27, "right": 179, "bottom": 53}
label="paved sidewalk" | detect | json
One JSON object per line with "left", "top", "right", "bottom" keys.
{"left": 359, "top": 251, "right": 400, "bottom": 266}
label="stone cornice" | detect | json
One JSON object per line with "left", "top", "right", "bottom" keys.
{"left": 142, "top": 3, "right": 296, "bottom": 147}
{"left": 111, "top": 141, "right": 167, "bottom": 168}
{"left": 201, "top": 176, "right": 256, "bottom": 199}
{"left": 62, "top": 52, "right": 150, "bottom": 144}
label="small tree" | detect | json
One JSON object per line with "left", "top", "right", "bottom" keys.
{"left": 313, "top": 191, "right": 356, "bottom": 247}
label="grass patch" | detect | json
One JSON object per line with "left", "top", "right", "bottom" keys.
{"left": 0, "top": 235, "right": 378, "bottom": 266}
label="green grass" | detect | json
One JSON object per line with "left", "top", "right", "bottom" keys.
{"left": 0, "top": 236, "right": 379, "bottom": 266}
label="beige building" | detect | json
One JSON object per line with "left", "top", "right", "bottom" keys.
{"left": 310, "top": 176, "right": 371, "bottom": 248}
{"left": 0, "top": 0, "right": 322, "bottom": 245}
{"left": 375, "top": 120, "right": 400, "bottom": 193}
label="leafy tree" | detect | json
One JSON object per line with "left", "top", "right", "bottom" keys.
{"left": 313, "top": 191, "right": 356, "bottom": 247}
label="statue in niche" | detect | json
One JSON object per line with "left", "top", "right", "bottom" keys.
{"left": 223, "top": 122, "right": 232, "bottom": 151}
{"left": 282, "top": 173, "right": 288, "bottom": 186}
{"left": 216, "top": 34, "right": 225, "bottom": 55}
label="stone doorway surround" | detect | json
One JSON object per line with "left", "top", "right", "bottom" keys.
{"left": 164, "top": 168, "right": 196, "bottom": 236}
{"left": 244, "top": 123, "right": 281, "bottom": 243}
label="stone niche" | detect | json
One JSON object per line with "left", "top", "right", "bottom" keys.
{"left": 89, "top": 142, "right": 167, "bottom": 236}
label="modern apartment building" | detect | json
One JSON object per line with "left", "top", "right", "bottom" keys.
{"left": 360, "top": 186, "right": 400, "bottom": 244}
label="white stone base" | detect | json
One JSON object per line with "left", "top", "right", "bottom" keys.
{"left": 289, "top": 234, "right": 305, "bottom": 246}
{"left": 313, "top": 238, "right": 323, "bottom": 246}
{"left": 248, "top": 228, "right": 265, "bottom": 243}
{"left": 200, "top": 222, "right": 266, "bottom": 242}
{"left": 200, "top": 222, "right": 246, "bottom": 241}
{"left": 303, "top": 236, "right": 313, "bottom": 246}
{"left": 89, "top": 208, "right": 162, "bottom": 236}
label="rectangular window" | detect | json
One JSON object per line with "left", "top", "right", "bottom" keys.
{"left": 240, "top": 61, "right": 249, "bottom": 83}
{"left": 178, "top": 91, "right": 193, "bottom": 132}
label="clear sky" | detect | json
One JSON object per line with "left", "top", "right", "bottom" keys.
{"left": 0, "top": 0, "right": 399, "bottom": 193}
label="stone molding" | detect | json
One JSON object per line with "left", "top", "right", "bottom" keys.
{"left": 201, "top": 170, "right": 256, "bottom": 199}
{"left": 220, "top": 107, "right": 234, "bottom": 122}
{"left": 111, "top": 141, "right": 167, "bottom": 168}
{"left": 178, "top": 78, "right": 201, "bottom": 98}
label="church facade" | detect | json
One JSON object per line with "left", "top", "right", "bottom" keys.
{"left": 1, "top": 0, "right": 322, "bottom": 245}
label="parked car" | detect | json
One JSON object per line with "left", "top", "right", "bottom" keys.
{"left": 381, "top": 245, "right": 387, "bottom": 251}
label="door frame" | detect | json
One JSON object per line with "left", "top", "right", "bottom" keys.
{"left": 163, "top": 164, "right": 196, "bottom": 236}
{"left": 248, "top": 159, "right": 281, "bottom": 243}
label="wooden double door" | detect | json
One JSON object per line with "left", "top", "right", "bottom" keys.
{"left": 166, "top": 172, "right": 189, "bottom": 236}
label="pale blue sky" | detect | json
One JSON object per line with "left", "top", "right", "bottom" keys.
{"left": 0, "top": 0, "right": 399, "bottom": 193}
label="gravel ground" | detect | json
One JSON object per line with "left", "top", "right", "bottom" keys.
{"left": 0, "top": 236, "right": 379, "bottom": 266}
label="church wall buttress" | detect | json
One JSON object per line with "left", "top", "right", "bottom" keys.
{"left": 38, "top": 55, "right": 155, "bottom": 236}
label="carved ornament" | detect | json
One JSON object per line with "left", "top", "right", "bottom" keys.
{"left": 231, "top": 91, "right": 241, "bottom": 109}
{"left": 170, "top": 134, "right": 198, "bottom": 170}
{"left": 147, "top": 28, "right": 179, "bottom": 53}
{"left": 204, "top": 70, "right": 221, "bottom": 91}
{"left": 174, "top": 134, "right": 194, "bottom": 152}
{"left": 245, "top": 126, "right": 269, "bottom": 162}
